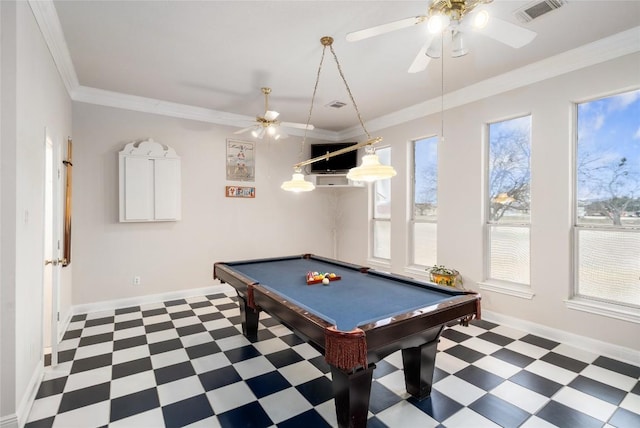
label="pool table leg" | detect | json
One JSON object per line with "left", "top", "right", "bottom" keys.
{"left": 237, "top": 294, "right": 259, "bottom": 341}
{"left": 330, "top": 363, "right": 375, "bottom": 428}
{"left": 401, "top": 337, "right": 440, "bottom": 399}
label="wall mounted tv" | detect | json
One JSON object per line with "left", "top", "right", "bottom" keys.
{"left": 309, "top": 142, "right": 358, "bottom": 174}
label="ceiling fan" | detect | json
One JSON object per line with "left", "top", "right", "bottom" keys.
{"left": 346, "top": 0, "right": 537, "bottom": 73}
{"left": 234, "top": 87, "right": 314, "bottom": 140}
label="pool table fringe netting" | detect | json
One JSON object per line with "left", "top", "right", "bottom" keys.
{"left": 325, "top": 326, "right": 368, "bottom": 370}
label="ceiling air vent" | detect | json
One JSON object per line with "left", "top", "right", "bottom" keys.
{"left": 326, "top": 100, "right": 347, "bottom": 109}
{"left": 515, "top": 0, "right": 566, "bottom": 23}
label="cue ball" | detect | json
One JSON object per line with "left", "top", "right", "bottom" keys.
{"left": 322, "top": 277, "right": 330, "bottom": 285}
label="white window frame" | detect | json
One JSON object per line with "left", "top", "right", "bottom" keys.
{"left": 568, "top": 90, "right": 640, "bottom": 323}
{"left": 369, "top": 146, "right": 392, "bottom": 265}
{"left": 479, "top": 115, "right": 534, "bottom": 299}
{"left": 407, "top": 136, "right": 438, "bottom": 272}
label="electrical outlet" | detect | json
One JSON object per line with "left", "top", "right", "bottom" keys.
{"left": 133, "top": 276, "right": 141, "bottom": 285}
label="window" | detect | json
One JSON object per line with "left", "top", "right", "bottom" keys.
{"left": 371, "top": 147, "right": 392, "bottom": 260}
{"left": 575, "top": 89, "right": 640, "bottom": 308}
{"left": 411, "top": 136, "right": 438, "bottom": 266}
{"left": 486, "top": 116, "right": 531, "bottom": 285}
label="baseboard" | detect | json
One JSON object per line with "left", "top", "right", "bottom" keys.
{"left": 483, "top": 310, "right": 640, "bottom": 366}
{"left": 0, "top": 414, "right": 19, "bottom": 428}
{"left": 71, "top": 283, "right": 231, "bottom": 316}
{"left": 57, "top": 308, "right": 73, "bottom": 343}
{"left": 14, "top": 357, "right": 44, "bottom": 428}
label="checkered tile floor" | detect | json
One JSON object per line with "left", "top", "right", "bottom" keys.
{"left": 27, "top": 286, "right": 640, "bottom": 427}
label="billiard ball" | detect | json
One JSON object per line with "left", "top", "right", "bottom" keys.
{"left": 322, "top": 277, "right": 330, "bottom": 285}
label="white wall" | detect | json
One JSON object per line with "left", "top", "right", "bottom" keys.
{"left": 0, "top": 1, "right": 19, "bottom": 423}
{"left": 337, "top": 53, "right": 640, "bottom": 353}
{"left": 1, "top": 1, "right": 73, "bottom": 426}
{"left": 71, "top": 103, "right": 338, "bottom": 305}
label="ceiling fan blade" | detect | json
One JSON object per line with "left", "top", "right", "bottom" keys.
{"left": 264, "top": 110, "right": 279, "bottom": 121}
{"left": 474, "top": 16, "right": 537, "bottom": 48}
{"left": 408, "top": 34, "right": 436, "bottom": 73}
{"left": 281, "top": 122, "right": 314, "bottom": 131}
{"left": 234, "top": 126, "right": 255, "bottom": 135}
{"left": 346, "top": 16, "right": 425, "bottom": 42}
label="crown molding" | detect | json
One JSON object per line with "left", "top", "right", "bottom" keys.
{"left": 337, "top": 25, "right": 640, "bottom": 140}
{"left": 28, "top": 0, "right": 79, "bottom": 94}
{"left": 71, "top": 85, "right": 340, "bottom": 141}
{"left": 30, "top": 0, "right": 638, "bottom": 141}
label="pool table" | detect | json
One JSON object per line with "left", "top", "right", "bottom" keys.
{"left": 213, "top": 254, "right": 480, "bottom": 428}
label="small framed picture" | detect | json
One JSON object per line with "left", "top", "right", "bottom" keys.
{"left": 226, "top": 139, "right": 255, "bottom": 182}
{"left": 225, "top": 186, "right": 256, "bottom": 198}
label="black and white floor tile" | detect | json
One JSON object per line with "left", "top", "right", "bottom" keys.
{"left": 27, "top": 287, "right": 640, "bottom": 427}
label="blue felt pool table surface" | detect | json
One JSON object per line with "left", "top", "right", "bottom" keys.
{"left": 225, "top": 256, "right": 461, "bottom": 331}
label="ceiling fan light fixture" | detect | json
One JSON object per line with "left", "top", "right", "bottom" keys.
{"left": 451, "top": 32, "right": 469, "bottom": 57}
{"left": 427, "top": 13, "right": 450, "bottom": 34}
{"left": 254, "top": 127, "right": 268, "bottom": 139}
{"left": 426, "top": 38, "right": 442, "bottom": 58}
{"left": 235, "top": 87, "right": 311, "bottom": 140}
{"left": 472, "top": 9, "right": 490, "bottom": 29}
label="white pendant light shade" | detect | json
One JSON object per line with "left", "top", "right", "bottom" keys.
{"left": 281, "top": 168, "right": 315, "bottom": 192}
{"left": 347, "top": 151, "right": 397, "bottom": 183}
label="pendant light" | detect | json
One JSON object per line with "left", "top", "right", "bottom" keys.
{"left": 282, "top": 36, "right": 396, "bottom": 192}
{"left": 281, "top": 167, "right": 315, "bottom": 192}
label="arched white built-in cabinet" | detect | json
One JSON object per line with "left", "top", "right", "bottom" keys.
{"left": 118, "top": 139, "right": 181, "bottom": 222}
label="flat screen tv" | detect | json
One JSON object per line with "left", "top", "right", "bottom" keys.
{"left": 309, "top": 143, "right": 358, "bottom": 173}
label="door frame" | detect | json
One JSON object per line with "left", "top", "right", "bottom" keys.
{"left": 43, "top": 127, "right": 62, "bottom": 366}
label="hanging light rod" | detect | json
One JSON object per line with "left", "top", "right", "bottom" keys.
{"left": 294, "top": 137, "right": 382, "bottom": 169}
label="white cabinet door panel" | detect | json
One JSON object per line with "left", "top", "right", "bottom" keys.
{"left": 124, "top": 157, "right": 153, "bottom": 221}
{"left": 154, "top": 158, "right": 181, "bottom": 220}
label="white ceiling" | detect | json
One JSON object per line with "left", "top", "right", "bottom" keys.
{"left": 48, "top": 0, "right": 640, "bottom": 136}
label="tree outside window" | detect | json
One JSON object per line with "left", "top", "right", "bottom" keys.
{"left": 577, "top": 90, "right": 640, "bottom": 227}
{"left": 487, "top": 116, "right": 531, "bottom": 285}
{"left": 489, "top": 117, "right": 531, "bottom": 223}
{"left": 575, "top": 89, "right": 640, "bottom": 308}
{"left": 412, "top": 137, "right": 438, "bottom": 266}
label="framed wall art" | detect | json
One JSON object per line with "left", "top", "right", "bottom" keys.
{"left": 225, "top": 186, "right": 256, "bottom": 198}
{"left": 226, "top": 139, "right": 255, "bottom": 182}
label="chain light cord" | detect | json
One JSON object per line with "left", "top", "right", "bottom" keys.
{"left": 328, "top": 42, "right": 372, "bottom": 141}
{"left": 440, "top": 31, "right": 445, "bottom": 143}
{"left": 292, "top": 36, "right": 382, "bottom": 170}
{"left": 299, "top": 39, "right": 329, "bottom": 162}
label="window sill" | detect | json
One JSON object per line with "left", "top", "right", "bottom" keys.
{"left": 367, "top": 258, "right": 391, "bottom": 271}
{"left": 478, "top": 280, "right": 535, "bottom": 299}
{"left": 565, "top": 298, "right": 640, "bottom": 324}
{"left": 404, "top": 265, "right": 431, "bottom": 281}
